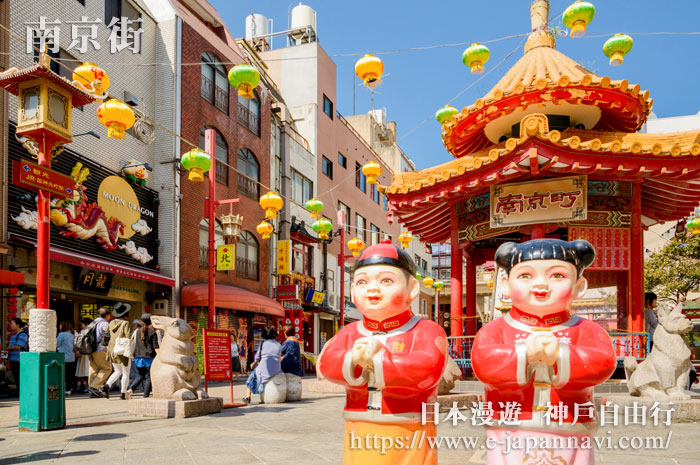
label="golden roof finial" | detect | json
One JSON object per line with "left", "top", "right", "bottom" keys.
{"left": 525, "top": 0, "right": 555, "bottom": 53}
{"left": 37, "top": 44, "right": 51, "bottom": 68}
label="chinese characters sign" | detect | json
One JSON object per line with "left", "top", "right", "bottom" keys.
{"left": 216, "top": 244, "right": 235, "bottom": 271}
{"left": 26, "top": 16, "right": 143, "bottom": 54}
{"left": 275, "top": 285, "right": 298, "bottom": 301}
{"left": 202, "top": 329, "right": 231, "bottom": 382}
{"left": 277, "top": 240, "right": 290, "bottom": 275}
{"left": 569, "top": 227, "right": 630, "bottom": 270}
{"left": 490, "top": 176, "right": 587, "bottom": 228}
{"left": 305, "top": 289, "right": 326, "bottom": 305}
{"left": 12, "top": 160, "right": 74, "bottom": 200}
{"left": 74, "top": 267, "right": 113, "bottom": 295}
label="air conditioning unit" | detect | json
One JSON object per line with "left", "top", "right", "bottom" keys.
{"left": 152, "top": 299, "right": 169, "bottom": 315}
{"left": 328, "top": 294, "right": 337, "bottom": 307}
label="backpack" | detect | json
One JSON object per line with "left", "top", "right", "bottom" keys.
{"left": 76, "top": 321, "right": 99, "bottom": 355}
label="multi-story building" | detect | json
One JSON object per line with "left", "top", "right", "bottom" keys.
{"left": 2, "top": 0, "right": 177, "bottom": 333}
{"left": 168, "top": 0, "right": 282, "bottom": 356}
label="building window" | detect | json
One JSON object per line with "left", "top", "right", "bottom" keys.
{"left": 356, "top": 214, "right": 366, "bottom": 243}
{"left": 370, "top": 224, "right": 380, "bottom": 245}
{"left": 322, "top": 94, "right": 333, "bottom": 119}
{"left": 199, "top": 219, "right": 225, "bottom": 269}
{"left": 383, "top": 194, "right": 388, "bottom": 211}
{"left": 291, "top": 169, "right": 313, "bottom": 204}
{"left": 200, "top": 126, "right": 228, "bottom": 185}
{"left": 338, "top": 152, "right": 347, "bottom": 169}
{"left": 371, "top": 184, "right": 380, "bottom": 204}
{"left": 237, "top": 231, "right": 259, "bottom": 280}
{"left": 292, "top": 241, "right": 312, "bottom": 276}
{"left": 236, "top": 148, "right": 260, "bottom": 200}
{"left": 201, "top": 52, "right": 229, "bottom": 113}
{"left": 322, "top": 156, "right": 333, "bottom": 180}
{"left": 238, "top": 92, "right": 260, "bottom": 136}
{"left": 338, "top": 201, "right": 351, "bottom": 235}
{"left": 105, "top": 0, "right": 141, "bottom": 26}
{"left": 421, "top": 299, "right": 427, "bottom": 315}
{"left": 355, "top": 162, "right": 366, "bottom": 193}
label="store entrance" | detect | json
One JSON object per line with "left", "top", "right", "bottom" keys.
{"left": 53, "top": 299, "right": 74, "bottom": 325}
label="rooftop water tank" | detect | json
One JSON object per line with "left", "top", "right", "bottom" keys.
{"left": 245, "top": 13, "right": 269, "bottom": 40}
{"left": 291, "top": 3, "right": 316, "bottom": 34}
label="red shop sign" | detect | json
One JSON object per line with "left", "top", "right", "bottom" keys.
{"left": 202, "top": 329, "right": 231, "bottom": 382}
{"left": 12, "top": 159, "right": 75, "bottom": 200}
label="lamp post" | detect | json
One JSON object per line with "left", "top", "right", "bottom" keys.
{"left": 204, "top": 128, "right": 240, "bottom": 329}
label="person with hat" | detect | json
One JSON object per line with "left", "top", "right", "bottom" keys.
{"left": 101, "top": 303, "right": 133, "bottom": 400}
{"left": 471, "top": 239, "right": 617, "bottom": 465}
{"left": 318, "top": 239, "right": 447, "bottom": 465}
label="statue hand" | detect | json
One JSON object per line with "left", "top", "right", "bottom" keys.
{"left": 526, "top": 332, "right": 559, "bottom": 366}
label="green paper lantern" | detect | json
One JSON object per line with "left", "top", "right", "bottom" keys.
{"left": 181, "top": 148, "right": 212, "bottom": 182}
{"left": 563, "top": 1, "right": 596, "bottom": 38}
{"left": 312, "top": 218, "right": 333, "bottom": 240}
{"left": 603, "top": 33, "right": 633, "bottom": 66}
{"left": 228, "top": 64, "right": 260, "bottom": 99}
{"left": 436, "top": 105, "right": 458, "bottom": 124}
{"left": 462, "top": 43, "right": 490, "bottom": 74}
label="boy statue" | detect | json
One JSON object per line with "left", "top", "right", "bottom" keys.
{"left": 472, "top": 239, "right": 617, "bottom": 465}
{"left": 318, "top": 239, "right": 447, "bottom": 465}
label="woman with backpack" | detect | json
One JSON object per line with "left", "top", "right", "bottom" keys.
{"left": 242, "top": 327, "right": 282, "bottom": 404}
{"left": 101, "top": 304, "right": 132, "bottom": 400}
{"left": 7, "top": 318, "right": 28, "bottom": 394}
{"left": 127, "top": 314, "right": 159, "bottom": 399}
{"left": 74, "top": 318, "right": 92, "bottom": 393}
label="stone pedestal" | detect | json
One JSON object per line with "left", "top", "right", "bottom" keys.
{"left": 307, "top": 379, "right": 346, "bottom": 393}
{"left": 128, "top": 397, "right": 223, "bottom": 418}
{"left": 598, "top": 394, "right": 700, "bottom": 423}
{"left": 260, "top": 372, "right": 287, "bottom": 404}
{"left": 29, "top": 309, "right": 56, "bottom": 352}
{"left": 437, "top": 393, "right": 481, "bottom": 412}
{"left": 285, "top": 373, "right": 302, "bottom": 402}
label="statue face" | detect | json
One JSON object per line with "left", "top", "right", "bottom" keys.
{"left": 351, "top": 265, "right": 419, "bottom": 321}
{"left": 501, "top": 259, "right": 587, "bottom": 317}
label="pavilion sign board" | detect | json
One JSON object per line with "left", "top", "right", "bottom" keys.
{"left": 490, "top": 176, "right": 587, "bottom": 228}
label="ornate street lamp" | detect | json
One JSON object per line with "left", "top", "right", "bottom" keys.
{"left": 220, "top": 213, "right": 243, "bottom": 243}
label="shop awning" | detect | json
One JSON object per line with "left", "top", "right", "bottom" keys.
{"left": 181, "top": 283, "right": 285, "bottom": 317}
{"left": 0, "top": 269, "right": 24, "bottom": 288}
{"left": 10, "top": 236, "right": 175, "bottom": 287}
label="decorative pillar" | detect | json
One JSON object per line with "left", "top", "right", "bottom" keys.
{"left": 531, "top": 223, "right": 546, "bottom": 239}
{"left": 616, "top": 270, "right": 629, "bottom": 331}
{"left": 465, "top": 248, "right": 478, "bottom": 336}
{"left": 630, "top": 182, "right": 643, "bottom": 332}
{"left": 450, "top": 206, "right": 463, "bottom": 338}
{"left": 206, "top": 129, "right": 217, "bottom": 329}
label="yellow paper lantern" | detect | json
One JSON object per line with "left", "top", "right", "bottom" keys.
{"left": 347, "top": 237, "right": 365, "bottom": 257}
{"left": 256, "top": 220, "right": 274, "bottom": 240}
{"left": 72, "top": 62, "right": 110, "bottom": 95}
{"left": 96, "top": 98, "right": 135, "bottom": 140}
{"left": 422, "top": 276, "right": 434, "bottom": 288}
{"left": 398, "top": 231, "right": 413, "bottom": 249}
{"left": 259, "top": 191, "right": 284, "bottom": 220}
{"left": 355, "top": 54, "right": 384, "bottom": 89}
{"left": 362, "top": 161, "right": 382, "bottom": 185}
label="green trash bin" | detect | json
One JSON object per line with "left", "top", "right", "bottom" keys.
{"left": 19, "top": 352, "right": 65, "bottom": 431}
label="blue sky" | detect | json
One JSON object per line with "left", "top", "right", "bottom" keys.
{"left": 212, "top": 0, "right": 700, "bottom": 170}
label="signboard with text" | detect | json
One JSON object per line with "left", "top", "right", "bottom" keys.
{"left": 277, "top": 240, "right": 290, "bottom": 275}
{"left": 202, "top": 329, "right": 231, "bottom": 381}
{"left": 216, "top": 244, "right": 235, "bottom": 271}
{"left": 306, "top": 289, "right": 326, "bottom": 305}
{"left": 490, "top": 176, "right": 587, "bottom": 228}
{"left": 74, "top": 268, "right": 113, "bottom": 295}
{"left": 12, "top": 159, "right": 75, "bottom": 200}
{"left": 275, "top": 285, "right": 298, "bottom": 300}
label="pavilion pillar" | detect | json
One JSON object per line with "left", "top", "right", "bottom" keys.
{"left": 616, "top": 270, "right": 629, "bottom": 331}
{"left": 630, "top": 182, "right": 644, "bottom": 332}
{"left": 531, "top": 223, "right": 546, "bottom": 239}
{"left": 465, "top": 248, "right": 477, "bottom": 336}
{"left": 450, "top": 206, "right": 463, "bottom": 338}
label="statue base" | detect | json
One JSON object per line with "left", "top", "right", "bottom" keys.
{"left": 128, "top": 397, "right": 223, "bottom": 418}
{"left": 598, "top": 394, "right": 700, "bottom": 423}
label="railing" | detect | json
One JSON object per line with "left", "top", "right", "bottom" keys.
{"left": 237, "top": 172, "right": 259, "bottom": 200}
{"left": 236, "top": 257, "right": 258, "bottom": 280}
{"left": 216, "top": 160, "right": 228, "bottom": 185}
{"left": 238, "top": 103, "right": 260, "bottom": 135}
{"left": 447, "top": 332, "right": 650, "bottom": 369}
{"left": 201, "top": 75, "right": 229, "bottom": 114}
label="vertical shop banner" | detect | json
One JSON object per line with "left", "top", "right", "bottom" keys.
{"left": 202, "top": 329, "right": 232, "bottom": 381}
{"left": 277, "top": 240, "right": 290, "bottom": 275}
{"left": 216, "top": 244, "right": 235, "bottom": 271}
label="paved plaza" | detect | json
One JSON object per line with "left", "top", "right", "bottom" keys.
{"left": 0, "top": 380, "right": 698, "bottom": 465}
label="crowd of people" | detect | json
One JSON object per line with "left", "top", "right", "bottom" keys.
{"left": 5, "top": 309, "right": 306, "bottom": 401}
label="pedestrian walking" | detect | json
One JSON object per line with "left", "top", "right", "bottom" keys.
{"left": 56, "top": 321, "right": 76, "bottom": 394}
{"left": 127, "top": 314, "right": 159, "bottom": 399}
{"left": 230, "top": 330, "right": 241, "bottom": 381}
{"left": 7, "top": 318, "right": 28, "bottom": 394}
{"left": 645, "top": 292, "right": 659, "bottom": 351}
{"left": 101, "top": 303, "right": 132, "bottom": 400}
{"left": 280, "top": 325, "right": 304, "bottom": 377}
{"left": 243, "top": 327, "right": 282, "bottom": 404}
{"left": 74, "top": 318, "right": 92, "bottom": 393}
{"left": 87, "top": 308, "right": 112, "bottom": 397}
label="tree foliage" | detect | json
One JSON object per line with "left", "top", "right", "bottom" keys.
{"left": 645, "top": 232, "right": 700, "bottom": 304}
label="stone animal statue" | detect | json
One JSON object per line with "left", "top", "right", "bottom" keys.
{"left": 438, "top": 356, "right": 463, "bottom": 395}
{"left": 624, "top": 302, "right": 693, "bottom": 402}
{"left": 150, "top": 316, "right": 208, "bottom": 401}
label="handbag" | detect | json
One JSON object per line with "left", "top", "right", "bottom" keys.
{"left": 113, "top": 337, "right": 130, "bottom": 356}
{"left": 249, "top": 340, "right": 263, "bottom": 371}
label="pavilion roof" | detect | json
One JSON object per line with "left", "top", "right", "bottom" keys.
{"left": 440, "top": 2, "right": 652, "bottom": 158}
{"left": 386, "top": 122, "right": 700, "bottom": 243}
{"left": 0, "top": 62, "right": 98, "bottom": 107}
